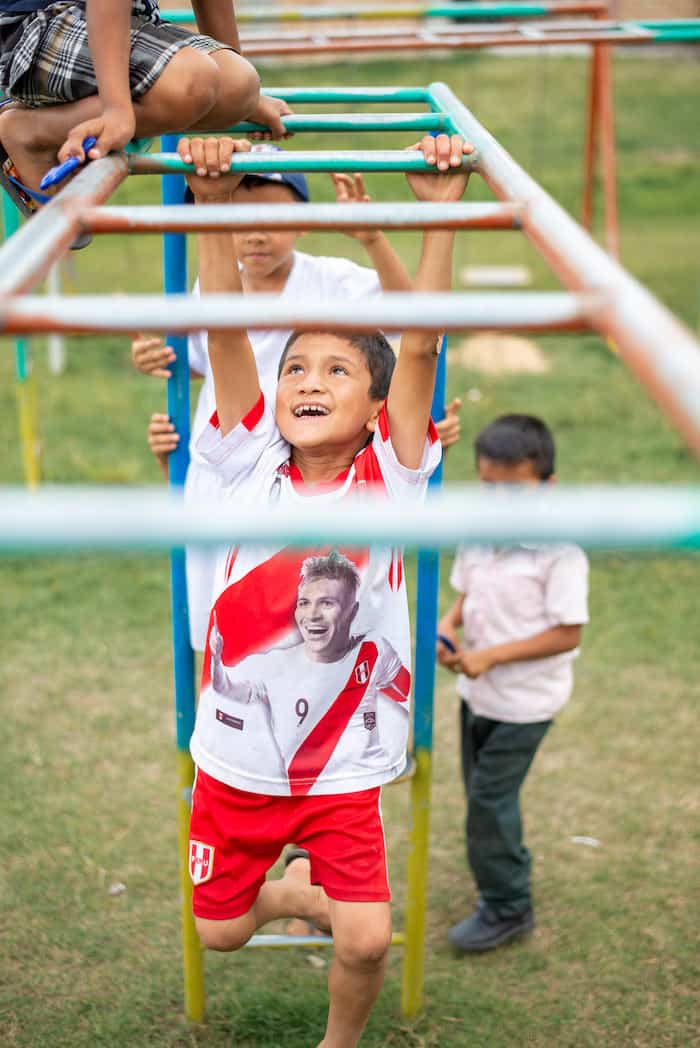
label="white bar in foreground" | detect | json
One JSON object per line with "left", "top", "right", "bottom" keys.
{"left": 0, "top": 291, "right": 595, "bottom": 335}
{"left": 1, "top": 486, "right": 700, "bottom": 552}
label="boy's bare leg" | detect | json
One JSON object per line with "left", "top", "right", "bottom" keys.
{"left": 0, "top": 47, "right": 259, "bottom": 191}
{"left": 195, "top": 853, "right": 330, "bottom": 952}
{"left": 319, "top": 900, "right": 392, "bottom": 1048}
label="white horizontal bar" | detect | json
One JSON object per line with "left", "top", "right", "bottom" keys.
{"left": 1, "top": 486, "right": 699, "bottom": 552}
{"left": 0, "top": 291, "right": 595, "bottom": 334}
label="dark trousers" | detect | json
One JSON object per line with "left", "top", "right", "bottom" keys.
{"left": 460, "top": 702, "right": 551, "bottom": 918}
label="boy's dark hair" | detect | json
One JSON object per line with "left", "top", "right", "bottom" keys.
{"left": 474, "top": 414, "right": 555, "bottom": 480}
{"left": 278, "top": 331, "right": 396, "bottom": 400}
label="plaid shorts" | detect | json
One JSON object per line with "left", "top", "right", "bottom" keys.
{"left": 0, "top": 0, "right": 232, "bottom": 107}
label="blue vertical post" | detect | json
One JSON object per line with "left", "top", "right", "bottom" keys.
{"left": 160, "top": 135, "right": 204, "bottom": 1021}
{"left": 401, "top": 337, "right": 446, "bottom": 1016}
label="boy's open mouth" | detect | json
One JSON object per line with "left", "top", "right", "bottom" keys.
{"left": 293, "top": 404, "right": 330, "bottom": 418}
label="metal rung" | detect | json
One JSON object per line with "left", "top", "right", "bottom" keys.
{"left": 246, "top": 931, "right": 405, "bottom": 949}
{"left": 85, "top": 202, "right": 522, "bottom": 235}
{"left": 0, "top": 291, "right": 596, "bottom": 335}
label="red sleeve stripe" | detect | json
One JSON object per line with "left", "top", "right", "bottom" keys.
{"left": 380, "top": 664, "right": 411, "bottom": 703}
{"left": 377, "top": 405, "right": 439, "bottom": 448}
{"left": 242, "top": 393, "right": 265, "bottom": 432}
{"left": 377, "top": 404, "right": 390, "bottom": 442}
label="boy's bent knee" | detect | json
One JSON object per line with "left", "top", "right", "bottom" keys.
{"left": 210, "top": 51, "right": 260, "bottom": 119}
{"left": 331, "top": 903, "right": 392, "bottom": 971}
{"left": 195, "top": 914, "right": 253, "bottom": 952}
{"left": 335, "top": 929, "right": 392, "bottom": 970}
{"left": 148, "top": 50, "right": 221, "bottom": 126}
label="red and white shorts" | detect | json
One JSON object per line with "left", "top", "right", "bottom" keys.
{"left": 189, "top": 768, "right": 390, "bottom": 920}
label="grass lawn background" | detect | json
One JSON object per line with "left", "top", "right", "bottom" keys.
{"left": 1, "top": 51, "right": 699, "bottom": 1046}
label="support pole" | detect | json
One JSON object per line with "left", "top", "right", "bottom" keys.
{"left": 582, "top": 9, "right": 619, "bottom": 257}
{"left": 47, "top": 264, "right": 66, "bottom": 375}
{"left": 401, "top": 338, "right": 446, "bottom": 1016}
{"left": 161, "top": 137, "right": 204, "bottom": 1023}
{"left": 1, "top": 194, "right": 40, "bottom": 488}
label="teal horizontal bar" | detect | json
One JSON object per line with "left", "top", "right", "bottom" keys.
{"left": 129, "top": 150, "right": 477, "bottom": 176}
{"left": 2, "top": 486, "right": 700, "bottom": 553}
{"left": 261, "top": 87, "right": 431, "bottom": 104}
{"left": 226, "top": 112, "right": 447, "bottom": 133}
{"left": 636, "top": 19, "right": 700, "bottom": 41}
{"left": 162, "top": 4, "right": 557, "bottom": 26}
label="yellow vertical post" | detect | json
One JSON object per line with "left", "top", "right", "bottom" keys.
{"left": 177, "top": 750, "right": 205, "bottom": 1021}
{"left": 401, "top": 340, "right": 446, "bottom": 1015}
{"left": 401, "top": 747, "right": 433, "bottom": 1016}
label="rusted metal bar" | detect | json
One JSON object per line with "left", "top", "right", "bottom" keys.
{"left": 597, "top": 32, "right": 619, "bottom": 258}
{"left": 84, "top": 201, "right": 522, "bottom": 235}
{"left": 0, "top": 291, "right": 597, "bottom": 336}
{"left": 429, "top": 81, "right": 700, "bottom": 460}
{"left": 239, "top": 24, "right": 667, "bottom": 56}
{"left": 0, "top": 155, "right": 128, "bottom": 295}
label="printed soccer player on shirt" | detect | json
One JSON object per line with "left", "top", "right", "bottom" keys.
{"left": 208, "top": 552, "right": 410, "bottom": 794}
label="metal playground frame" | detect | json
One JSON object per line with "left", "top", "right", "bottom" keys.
{"left": 2, "top": 71, "right": 700, "bottom": 1025}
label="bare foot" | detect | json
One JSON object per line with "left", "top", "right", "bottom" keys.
{"left": 283, "top": 854, "right": 331, "bottom": 934}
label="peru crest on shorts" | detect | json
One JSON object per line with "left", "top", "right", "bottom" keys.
{"left": 189, "top": 840, "right": 214, "bottom": 885}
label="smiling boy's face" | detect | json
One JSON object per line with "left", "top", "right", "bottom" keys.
{"left": 231, "top": 181, "right": 300, "bottom": 281}
{"left": 294, "top": 576, "right": 359, "bottom": 663}
{"left": 276, "top": 333, "right": 383, "bottom": 454}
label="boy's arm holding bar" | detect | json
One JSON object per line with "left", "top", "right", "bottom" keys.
{"left": 387, "top": 134, "right": 473, "bottom": 470}
{"left": 181, "top": 136, "right": 261, "bottom": 437}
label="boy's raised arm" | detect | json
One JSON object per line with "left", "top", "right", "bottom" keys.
{"left": 386, "top": 135, "right": 473, "bottom": 470}
{"left": 180, "top": 137, "right": 261, "bottom": 437}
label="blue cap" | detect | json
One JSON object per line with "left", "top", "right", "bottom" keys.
{"left": 183, "top": 143, "right": 309, "bottom": 204}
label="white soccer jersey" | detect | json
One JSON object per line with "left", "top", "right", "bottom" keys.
{"left": 204, "top": 633, "right": 410, "bottom": 796}
{"left": 189, "top": 394, "right": 441, "bottom": 796}
{"left": 184, "top": 251, "right": 383, "bottom": 651}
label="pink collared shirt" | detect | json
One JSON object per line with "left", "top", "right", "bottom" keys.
{"left": 450, "top": 544, "right": 589, "bottom": 723}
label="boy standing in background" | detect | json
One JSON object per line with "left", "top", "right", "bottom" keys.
{"left": 437, "top": 414, "right": 589, "bottom": 953}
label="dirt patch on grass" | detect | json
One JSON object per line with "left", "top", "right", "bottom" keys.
{"left": 447, "top": 333, "right": 551, "bottom": 375}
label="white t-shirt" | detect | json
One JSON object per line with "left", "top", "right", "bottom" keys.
{"left": 450, "top": 544, "right": 589, "bottom": 723}
{"left": 187, "top": 251, "right": 383, "bottom": 464}
{"left": 189, "top": 395, "right": 441, "bottom": 796}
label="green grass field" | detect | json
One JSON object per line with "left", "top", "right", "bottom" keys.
{"left": 1, "top": 51, "right": 699, "bottom": 1047}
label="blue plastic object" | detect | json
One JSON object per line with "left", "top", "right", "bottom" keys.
{"left": 39, "top": 136, "right": 98, "bottom": 191}
{"left": 437, "top": 632, "right": 457, "bottom": 654}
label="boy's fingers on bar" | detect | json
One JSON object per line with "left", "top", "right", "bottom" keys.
{"left": 177, "top": 137, "right": 193, "bottom": 165}
{"left": 450, "top": 134, "right": 466, "bottom": 166}
{"left": 218, "top": 137, "right": 235, "bottom": 172}
{"left": 203, "top": 137, "right": 223, "bottom": 177}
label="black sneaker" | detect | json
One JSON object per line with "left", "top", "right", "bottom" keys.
{"left": 448, "top": 901, "right": 535, "bottom": 953}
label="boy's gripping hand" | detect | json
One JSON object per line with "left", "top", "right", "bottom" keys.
{"left": 406, "top": 134, "right": 474, "bottom": 201}
{"left": 58, "top": 106, "right": 136, "bottom": 164}
{"left": 147, "top": 412, "right": 179, "bottom": 479}
{"left": 331, "top": 173, "right": 374, "bottom": 243}
{"left": 248, "top": 95, "right": 294, "bottom": 140}
{"left": 178, "top": 136, "right": 252, "bottom": 193}
{"left": 132, "top": 334, "right": 176, "bottom": 379}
